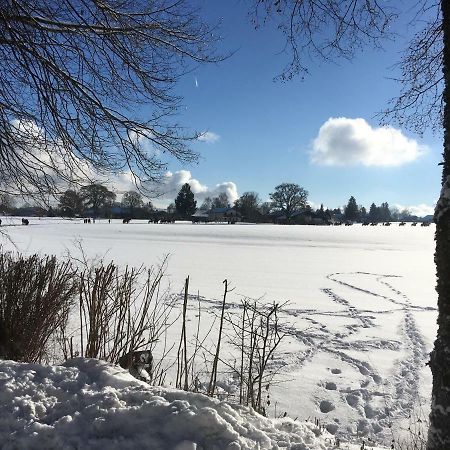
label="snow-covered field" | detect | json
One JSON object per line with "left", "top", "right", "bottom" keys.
{"left": 1, "top": 218, "right": 437, "bottom": 445}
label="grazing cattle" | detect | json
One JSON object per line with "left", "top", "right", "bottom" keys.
{"left": 123, "top": 218, "right": 131, "bottom": 224}
{"left": 333, "top": 221, "right": 342, "bottom": 226}
{"left": 421, "top": 222, "right": 430, "bottom": 227}
{"left": 344, "top": 221, "right": 353, "bottom": 226}
{"left": 370, "top": 222, "right": 377, "bottom": 226}
{"left": 362, "top": 221, "right": 370, "bottom": 226}
{"left": 411, "top": 222, "right": 417, "bottom": 226}
{"left": 21, "top": 218, "right": 29, "bottom": 225}
{"left": 383, "top": 222, "right": 391, "bottom": 226}
{"left": 399, "top": 222, "right": 406, "bottom": 226}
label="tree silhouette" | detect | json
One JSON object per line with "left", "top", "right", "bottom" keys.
{"left": 122, "top": 191, "right": 143, "bottom": 218}
{"left": 0, "top": 0, "right": 220, "bottom": 201}
{"left": 344, "top": 196, "right": 358, "bottom": 222}
{"left": 270, "top": 183, "right": 308, "bottom": 222}
{"left": 175, "top": 183, "right": 197, "bottom": 218}
{"left": 80, "top": 183, "right": 115, "bottom": 219}
{"left": 59, "top": 190, "right": 83, "bottom": 217}
{"left": 235, "top": 192, "right": 261, "bottom": 221}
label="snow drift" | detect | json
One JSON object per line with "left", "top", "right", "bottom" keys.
{"left": 0, "top": 358, "right": 386, "bottom": 450}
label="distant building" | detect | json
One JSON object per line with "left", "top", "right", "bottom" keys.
{"left": 191, "top": 210, "right": 211, "bottom": 223}
{"left": 272, "top": 209, "right": 331, "bottom": 225}
{"left": 191, "top": 207, "right": 241, "bottom": 224}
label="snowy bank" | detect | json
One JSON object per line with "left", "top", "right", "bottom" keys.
{"left": 0, "top": 358, "right": 386, "bottom": 450}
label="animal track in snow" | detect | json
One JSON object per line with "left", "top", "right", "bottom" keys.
{"left": 190, "top": 271, "right": 432, "bottom": 443}
{"left": 275, "top": 271, "right": 432, "bottom": 441}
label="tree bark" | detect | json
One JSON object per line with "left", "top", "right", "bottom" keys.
{"left": 428, "top": 1, "right": 450, "bottom": 448}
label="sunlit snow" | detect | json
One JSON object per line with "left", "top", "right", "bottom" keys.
{"left": 1, "top": 218, "right": 436, "bottom": 445}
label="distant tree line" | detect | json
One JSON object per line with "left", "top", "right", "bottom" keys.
{"left": 0, "top": 183, "right": 429, "bottom": 224}
{"left": 0, "top": 184, "right": 153, "bottom": 220}
{"left": 343, "top": 196, "right": 424, "bottom": 223}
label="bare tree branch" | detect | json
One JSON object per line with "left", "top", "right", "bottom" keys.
{"left": 0, "top": 0, "right": 222, "bottom": 202}
{"left": 380, "top": 1, "right": 443, "bottom": 134}
{"left": 248, "top": 0, "right": 396, "bottom": 81}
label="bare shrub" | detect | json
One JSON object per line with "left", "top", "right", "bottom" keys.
{"left": 389, "top": 402, "right": 429, "bottom": 450}
{"left": 191, "top": 292, "right": 289, "bottom": 413}
{"left": 0, "top": 252, "right": 77, "bottom": 363}
{"left": 229, "top": 300, "right": 288, "bottom": 414}
{"left": 76, "top": 256, "right": 175, "bottom": 366}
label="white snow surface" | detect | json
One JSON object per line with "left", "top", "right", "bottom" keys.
{"left": 0, "top": 358, "right": 385, "bottom": 450}
{"left": 1, "top": 218, "right": 437, "bottom": 444}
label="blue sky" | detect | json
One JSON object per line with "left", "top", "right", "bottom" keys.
{"left": 144, "top": 0, "right": 442, "bottom": 215}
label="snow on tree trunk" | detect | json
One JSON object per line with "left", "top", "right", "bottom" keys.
{"left": 428, "top": 1, "right": 450, "bottom": 449}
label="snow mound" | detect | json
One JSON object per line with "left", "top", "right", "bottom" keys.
{"left": 0, "top": 358, "right": 387, "bottom": 450}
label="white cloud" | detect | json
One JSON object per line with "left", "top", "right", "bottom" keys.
{"left": 311, "top": 118, "right": 426, "bottom": 167}
{"left": 6, "top": 120, "right": 235, "bottom": 207}
{"left": 394, "top": 203, "right": 435, "bottom": 217}
{"left": 198, "top": 131, "right": 220, "bottom": 144}
{"left": 143, "top": 170, "right": 238, "bottom": 206}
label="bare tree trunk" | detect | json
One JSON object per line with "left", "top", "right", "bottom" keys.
{"left": 428, "top": 2, "right": 450, "bottom": 448}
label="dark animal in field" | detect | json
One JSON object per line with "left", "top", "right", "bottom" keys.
{"left": 370, "top": 222, "right": 377, "bottom": 226}
{"left": 119, "top": 350, "right": 153, "bottom": 382}
{"left": 362, "top": 221, "right": 370, "bottom": 226}
{"left": 21, "top": 218, "right": 29, "bottom": 225}
{"left": 334, "top": 221, "right": 342, "bottom": 226}
{"left": 411, "top": 222, "right": 417, "bottom": 226}
{"left": 123, "top": 218, "right": 131, "bottom": 224}
{"left": 421, "top": 222, "right": 430, "bottom": 227}
{"left": 344, "top": 221, "right": 353, "bottom": 226}
{"left": 383, "top": 222, "right": 391, "bottom": 226}
{"left": 399, "top": 222, "right": 406, "bottom": 226}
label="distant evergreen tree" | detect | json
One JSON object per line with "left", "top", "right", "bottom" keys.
{"left": 368, "top": 203, "right": 378, "bottom": 221}
{"left": 175, "top": 183, "right": 197, "bottom": 218}
{"left": 316, "top": 204, "right": 331, "bottom": 221}
{"left": 318, "top": 203, "right": 325, "bottom": 218}
{"left": 380, "top": 202, "right": 391, "bottom": 222}
{"left": 359, "top": 206, "right": 367, "bottom": 222}
{"left": 344, "top": 196, "right": 359, "bottom": 221}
